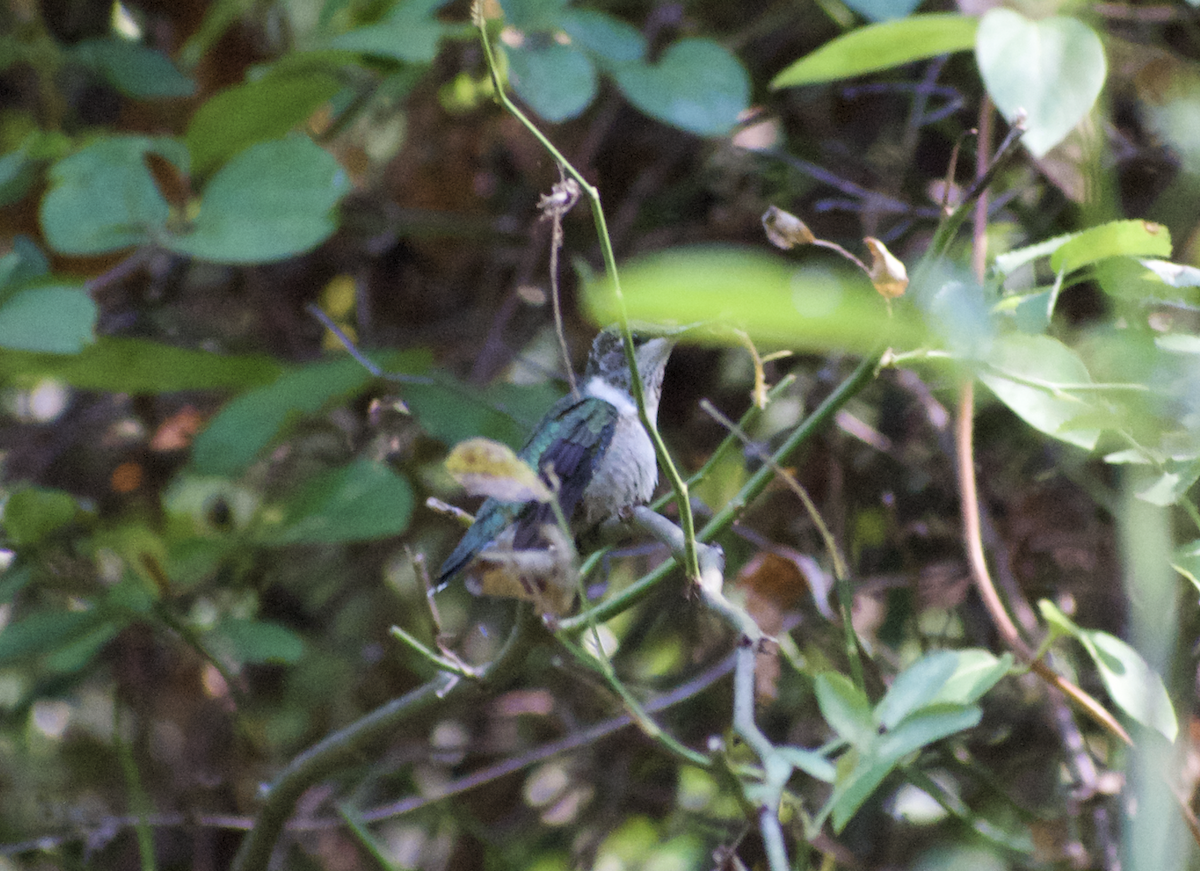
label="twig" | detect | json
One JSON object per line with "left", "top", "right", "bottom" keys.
{"left": 538, "top": 168, "right": 581, "bottom": 397}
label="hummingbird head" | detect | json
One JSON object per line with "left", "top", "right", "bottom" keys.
{"left": 584, "top": 327, "right": 674, "bottom": 413}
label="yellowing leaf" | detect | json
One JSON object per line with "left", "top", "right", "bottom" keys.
{"left": 446, "top": 437, "right": 552, "bottom": 503}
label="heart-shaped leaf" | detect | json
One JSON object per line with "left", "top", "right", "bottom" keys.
{"left": 506, "top": 40, "right": 597, "bottom": 122}
{"left": 842, "top": 0, "right": 924, "bottom": 22}
{"left": 612, "top": 39, "right": 748, "bottom": 136}
{"left": 976, "top": 10, "right": 1106, "bottom": 157}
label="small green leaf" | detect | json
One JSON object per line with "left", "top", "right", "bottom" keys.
{"left": 560, "top": 10, "right": 645, "bottom": 64}
{"left": 258, "top": 459, "right": 414, "bottom": 545}
{"left": 828, "top": 750, "right": 894, "bottom": 832}
{"left": 1133, "top": 459, "right": 1200, "bottom": 507}
{"left": 498, "top": 0, "right": 570, "bottom": 31}
{"left": 1050, "top": 221, "right": 1172, "bottom": 275}
{"left": 72, "top": 37, "right": 195, "bottom": 99}
{"left": 0, "top": 236, "right": 50, "bottom": 294}
{"left": 3, "top": 486, "right": 79, "bottom": 546}
{"left": 211, "top": 618, "right": 304, "bottom": 665}
{"left": 814, "top": 671, "right": 875, "bottom": 748}
{"left": 505, "top": 41, "right": 597, "bottom": 122}
{"left": 166, "top": 136, "right": 350, "bottom": 264}
{"left": 874, "top": 650, "right": 959, "bottom": 730}
{"left": 0, "top": 337, "right": 281, "bottom": 392}
{"left": 0, "top": 284, "right": 96, "bottom": 353}
{"left": 771, "top": 14, "right": 977, "bottom": 88}
{"left": 978, "top": 333, "right": 1100, "bottom": 450}
{"left": 976, "top": 10, "right": 1106, "bottom": 157}
{"left": 0, "top": 608, "right": 108, "bottom": 665}
{"left": 40, "top": 136, "right": 183, "bottom": 255}
{"left": 612, "top": 39, "right": 749, "bottom": 136}
{"left": 185, "top": 71, "right": 342, "bottom": 177}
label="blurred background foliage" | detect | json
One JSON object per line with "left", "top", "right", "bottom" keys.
{"left": 0, "top": 0, "right": 1199, "bottom": 869}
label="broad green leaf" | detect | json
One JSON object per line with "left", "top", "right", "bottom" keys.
{"left": 40, "top": 136, "right": 184, "bottom": 255}
{"left": 814, "top": 671, "right": 875, "bottom": 748}
{"left": 930, "top": 650, "right": 1013, "bottom": 705}
{"left": 0, "top": 337, "right": 280, "bottom": 392}
{"left": 978, "top": 333, "right": 1100, "bottom": 450}
{"left": 874, "top": 650, "right": 959, "bottom": 729}
{"left": 992, "top": 231, "right": 1076, "bottom": 277}
{"left": 71, "top": 37, "right": 195, "bottom": 99}
{"left": 611, "top": 39, "right": 749, "bottom": 136}
{"left": 993, "top": 288, "right": 1053, "bottom": 335}
{"left": 842, "top": 0, "right": 923, "bottom": 21}
{"left": 43, "top": 621, "right": 121, "bottom": 673}
{"left": 405, "top": 379, "right": 561, "bottom": 451}
{"left": 0, "top": 284, "right": 96, "bottom": 353}
{"left": 584, "top": 246, "right": 926, "bottom": 355}
{"left": 211, "top": 618, "right": 304, "bottom": 665}
{"left": 185, "top": 71, "right": 341, "bottom": 177}
{"left": 1172, "top": 540, "right": 1200, "bottom": 595}
{"left": 771, "top": 14, "right": 977, "bottom": 88}
{"left": 0, "top": 145, "right": 39, "bottom": 207}
{"left": 498, "top": 0, "right": 570, "bottom": 31}
{"left": 976, "top": 10, "right": 1106, "bottom": 157}
{"left": 328, "top": 0, "right": 453, "bottom": 63}
{"left": 3, "top": 486, "right": 79, "bottom": 546}
{"left": 827, "top": 750, "right": 895, "bottom": 832}
{"left": 166, "top": 136, "right": 350, "bottom": 264}
{"left": 560, "top": 10, "right": 645, "bottom": 64}
{"left": 0, "top": 236, "right": 50, "bottom": 295}
{"left": 191, "top": 354, "right": 420, "bottom": 476}
{"left": 505, "top": 41, "right": 597, "bottom": 122}
{"left": 1050, "top": 220, "right": 1172, "bottom": 275}
{"left": 258, "top": 459, "right": 414, "bottom": 545}
{"left": 0, "top": 608, "right": 108, "bottom": 665}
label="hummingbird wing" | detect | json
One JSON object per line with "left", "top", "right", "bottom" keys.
{"left": 436, "top": 394, "right": 617, "bottom": 585}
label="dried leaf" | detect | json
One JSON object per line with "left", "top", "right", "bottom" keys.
{"left": 864, "top": 237, "right": 908, "bottom": 299}
{"left": 762, "top": 205, "right": 815, "bottom": 249}
{"left": 446, "top": 437, "right": 552, "bottom": 503}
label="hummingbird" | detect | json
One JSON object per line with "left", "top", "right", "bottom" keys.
{"left": 436, "top": 327, "right": 675, "bottom": 595}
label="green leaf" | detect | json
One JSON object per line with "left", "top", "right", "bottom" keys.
{"left": 842, "top": 0, "right": 923, "bottom": 21}
{"left": 185, "top": 71, "right": 342, "bottom": 177}
{"left": 1050, "top": 220, "right": 1172, "bottom": 275}
{"left": 0, "top": 235, "right": 50, "bottom": 294}
{"left": 192, "top": 355, "right": 419, "bottom": 476}
{"left": 3, "top": 486, "right": 79, "bottom": 546}
{"left": 1037, "top": 600, "right": 1177, "bottom": 741}
{"left": 1085, "top": 631, "right": 1177, "bottom": 741}
{"left": 328, "top": 0, "right": 452, "bottom": 63}
{"left": 978, "top": 333, "right": 1100, "bottom": 450}
{"left": 505, "top": 41, "right": 597, "bottom": 122}
{"left": 1172, "top": 540, "right": 1200, "bottom": 595}
{"left": 930, "top": 650, "right": 1013, "bottom": 705}
{"left": 611, "top": 39, "right": 748, "bottom": 136}
{"left": 874, "top": 650, "right": 959, "bottom": 729}
{"left": 875, "top": 703, "right": 981, "bottom": 762}
{"left": 72, "top": 37, "right": 195, "bottom": 99}
{"left": 777, "top": 745, "right": 836, "bottom": 783}
{"left": 0, "top": 563, "right": 34, "bottom": 604}
{"left": 976, "top": 10, "right": 1106, "bottom": 157}
{"left": 827, "top": 749, "right": 894, "bottom": 832}
{"left": 404, "top": 378, "right": 560, "bottom": 451}
{"left": 1133, "top": 458, "right": 1200, "bottom": 507}
{"left": 211, "top": 618, "right": 304, "bottom": 665}
{"left": 258, "top": 459, "right": 415, "bottom": 545}
{"left": 0, "top": 337, "right": 280, "bottom": 392}
{"left": 166, "top": 136, "right": 349, "bottom": 264}
{"left": 40, "top": 136, "right": 183, "bottom": 255}
{"left": 0, "top": 283, "right": 96, "bottom": 353}
{"left": 771, "top": 14, "right": 977, "bottom": 88}
{"left": 0, "top": 608, "right": 108, "bottom": 665}
{"left": 560, "top": 10, "right": 645, "bottom": 64}
{"left": 814, "top": 671, "right": 875, "bottom": 748}
{"left": 498, "top": 0, "right": 570, "bottom": 31}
